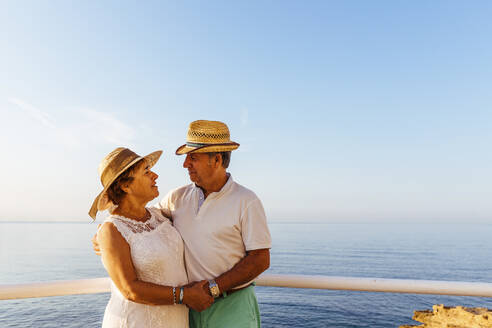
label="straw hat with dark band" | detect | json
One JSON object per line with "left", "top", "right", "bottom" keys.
{"left": 175, "top": 120, "right": 239, "bottom": 155}
{"left": 88, "top": 147, "right": 162, "bottom": 220}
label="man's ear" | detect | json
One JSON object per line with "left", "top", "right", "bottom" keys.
{"left": 215, "top": 153, "right": 222, "bottom": 168}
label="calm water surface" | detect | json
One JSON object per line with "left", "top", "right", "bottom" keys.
{"left": 1, "top": 222, "right": 491, "bottom": 327}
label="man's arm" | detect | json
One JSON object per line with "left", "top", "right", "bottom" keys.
{"left": 213, "top": 248, "right": 270, "bottom": 294}
{"left": 209, "top": 195, "right": 272, "bottom": 294}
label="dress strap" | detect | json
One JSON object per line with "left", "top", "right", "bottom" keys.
{"left": 148, "top": 207, "right": 172, "bottom": 223}
{"left": 100, "top": 217, "right": 136, "bottom": 243}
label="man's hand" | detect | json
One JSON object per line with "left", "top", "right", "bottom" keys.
{"left": 92, "top": 226, "right": 101, "bottom": 256}
{"left": 183, "top": 280, "right": 214, "bottom": 312}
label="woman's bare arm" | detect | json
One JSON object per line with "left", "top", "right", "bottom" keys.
{"left": 97, "top": 222, "right": 213, "bottom": 311}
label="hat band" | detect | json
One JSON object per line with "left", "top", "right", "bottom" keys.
{"left": 186, "top": 142, "right": 236, "bottom": 147}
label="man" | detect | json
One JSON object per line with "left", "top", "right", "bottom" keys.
{"left": 94, "top": 120, "right": 271, "bottom": 327}
{"left": 158, "top": 120, "right": 271, "bottom": 327}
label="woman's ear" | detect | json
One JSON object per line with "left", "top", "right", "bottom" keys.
{"left": 120, "top": 181, "right": 132, "bottom": 194}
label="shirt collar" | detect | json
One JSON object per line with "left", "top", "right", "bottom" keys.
{"left": 193, "top": 173, "right": 233, "bottom": 198}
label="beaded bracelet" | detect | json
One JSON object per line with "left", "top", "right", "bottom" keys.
{"left": 179, "top": 287, "right": 184, "bottom": 304}
{"left": 172, "top": 287, "right": 176, "bottom": 304}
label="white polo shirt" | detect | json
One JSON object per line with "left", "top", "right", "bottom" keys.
{"left": 155, "top": 175, "right": 272, "bottom": 283}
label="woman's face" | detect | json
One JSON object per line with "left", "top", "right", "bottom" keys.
{"left": 125, "top": 159, "right": 159, "bottom": 203}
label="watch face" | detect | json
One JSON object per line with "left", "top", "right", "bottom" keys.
{"left": 210, "top": 285, "right": 220, "bottom": 297}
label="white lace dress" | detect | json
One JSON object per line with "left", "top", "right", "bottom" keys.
{"left": 98, "top": 207, "right": 189, "bottom": 328}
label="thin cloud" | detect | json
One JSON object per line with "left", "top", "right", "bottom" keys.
{"left": 81, "top": 109, "right": 136, "bottom": 145}
{"left": 7, "top": 97, "right": 136, "bottom": 148}
{"left": 8, "top": 97, "right": 56, "bottom": 129}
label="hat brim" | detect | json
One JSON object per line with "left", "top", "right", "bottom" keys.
{"left": 88, "top": 150, "right": 163, "bottom": 220}
{"left": 175, "top": 142, "right": 239, "bottom": 155}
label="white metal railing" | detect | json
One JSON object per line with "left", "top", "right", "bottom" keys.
{"left": 2, "top": 274, "right": 492, "bottom": 300}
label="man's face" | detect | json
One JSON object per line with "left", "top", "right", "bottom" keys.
{"left": 183, "top": 152, "right": 215, "bottom": 186}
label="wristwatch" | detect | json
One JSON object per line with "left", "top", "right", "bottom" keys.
{"left": 208, "top": 279, "right": 220, "bottom": 298}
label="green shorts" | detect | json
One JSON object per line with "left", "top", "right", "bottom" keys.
{"left": 189, "top": 285, "right": 261, "bottom": 328}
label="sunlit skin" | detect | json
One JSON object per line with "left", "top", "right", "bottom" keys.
{"left": 96, "top": 158, "right": 214, "bottom": 311}
{"left": 183, "top": 152, "right": 228, "bottom": 198}
{"left": 112, "top": 159, "right": 159, "bottom": 221}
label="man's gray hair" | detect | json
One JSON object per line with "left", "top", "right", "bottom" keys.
{"left": 207, "top": 151, "right": 231, "bottom": 168}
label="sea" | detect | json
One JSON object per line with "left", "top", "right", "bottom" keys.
{"left": 1, "top": 222, "right": 491, "bottom": 328}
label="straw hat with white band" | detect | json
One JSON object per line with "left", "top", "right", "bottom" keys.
{"left": 175, "top": 120, "right": 239, "bottom": 155}
{"left": 88, "top": 147, "right": 162, "bottom": 220}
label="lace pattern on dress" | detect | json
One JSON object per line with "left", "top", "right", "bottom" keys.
{"left": 103, "top": 207, "right": 170, "bottom": 242}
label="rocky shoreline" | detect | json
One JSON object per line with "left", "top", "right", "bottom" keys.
{"left": 400, "top": 304, "right": 492, "bottom": 328}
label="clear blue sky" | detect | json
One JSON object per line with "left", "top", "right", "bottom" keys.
{"left": 1, "top": 1, "right": 491, "bottom": 222}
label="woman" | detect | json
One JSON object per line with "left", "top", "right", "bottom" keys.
{"left": 88, "top": 147, "right": 213, "bottom": 327}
